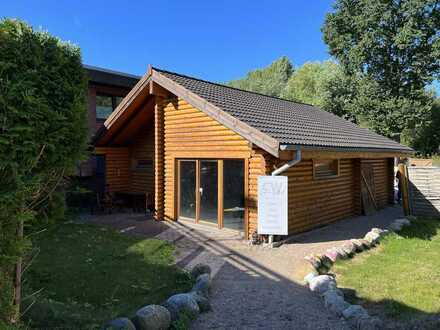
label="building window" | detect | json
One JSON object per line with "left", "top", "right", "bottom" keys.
{"left": 96, "top": 94, "right": 124, "bottom": 120}
{"left": 313, "top": 159, "right": 339, "bottom": 179}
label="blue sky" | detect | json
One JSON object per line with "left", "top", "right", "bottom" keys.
{"left": 2, "top": 1, "right": 334, "bottom": 82}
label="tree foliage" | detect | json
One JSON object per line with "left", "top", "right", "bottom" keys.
{"left": 0, "top": 19, "right": 87, "bottom": 324}
{"left": 228, "top": 56, "right": 293, "bottom": 97}
{"left": 281, "top": 60, "right": 355, "bottom": 119}
{"left": 409, "top": 98, "right": 440, "bottom": 155}
{"left": 322, "top": 0, "right": 440, "bottom": 136}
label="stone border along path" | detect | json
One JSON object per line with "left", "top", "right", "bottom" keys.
{"left": 303, "top": 216, "right": 415, "bottom": 330}
{"left": 103, "top": 264, "right": 213, "bottom": 330}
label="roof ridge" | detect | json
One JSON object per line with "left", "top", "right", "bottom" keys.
{"left": 152, "top": 66, "right": 316, "bottom": 107}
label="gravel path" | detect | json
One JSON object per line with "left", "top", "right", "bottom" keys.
{"left": 86, "top": 206, "right": 402, "bottom": 330}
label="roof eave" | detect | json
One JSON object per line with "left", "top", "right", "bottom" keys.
{"left": 280, "top": 144, "right": 414, "bottom": 155}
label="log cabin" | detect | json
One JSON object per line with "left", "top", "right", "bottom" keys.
{"left": 94, "top": 66, "right": 413, "bottom": 239}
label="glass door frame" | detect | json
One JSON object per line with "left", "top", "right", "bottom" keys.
{"left": 177, "top": 159, "right": 199, "bottom": 222}
{"left": 198, "top": 160, "right": 220, "bottom": 227}
{"left": 176, "top": 158, "right": 246, "bottom": 231}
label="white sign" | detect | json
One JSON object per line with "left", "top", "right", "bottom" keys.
{"left": 257, "top": 176, "right": 288, "bottom": 235}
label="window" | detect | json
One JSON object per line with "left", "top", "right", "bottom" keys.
{"left": 96, "top": 94, "right": 124, "bottom": 120}
{"left": 313, "top": 159, "right": 339, "bottom": 179}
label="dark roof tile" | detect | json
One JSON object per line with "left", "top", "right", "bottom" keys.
{"left": 155, "top": 68, "right": 413, "bottom": 153}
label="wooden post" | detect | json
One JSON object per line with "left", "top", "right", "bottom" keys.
{"left": 218, "top": 160, "right": 223, "bottom": 229}
{"left": 154, "top": 96, "right": 165, "bottom": 220}
{"left": 398, "top": 163, "right": 410, "bottom": 216}
{"left": 12, "top": 218, "right": 24, "bottom": 324}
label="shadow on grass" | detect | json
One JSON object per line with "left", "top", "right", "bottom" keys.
{"left": 341, "top": 288, "right": 440, "bottom": 330}
{"left": 398, "top": 217, "right": 440, "bottom": 240}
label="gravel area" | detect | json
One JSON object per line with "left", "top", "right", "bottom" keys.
{"left": 85, "top": 206, "right": 402, "bottom": 330}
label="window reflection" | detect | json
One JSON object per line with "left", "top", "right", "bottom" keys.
{"left": 223, "top": 160, "right": 244, "bottom": 230}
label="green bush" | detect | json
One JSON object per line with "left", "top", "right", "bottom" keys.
{"left": 0, "top": 18, "right": 88, "bottom": 324}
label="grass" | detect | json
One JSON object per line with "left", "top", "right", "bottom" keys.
{"left": 23, "top": 222, "right": 193, "bottom": 329}
{"left": 332, "top": 218, "right": 440, "bottom": 324}
{"left": 432, "top": 155, "right": 440, "bottom": 167}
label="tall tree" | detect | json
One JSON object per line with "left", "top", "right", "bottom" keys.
{"left": 228, "top": 56, "right": 293, "bottom": 97}
{"left": 322, "top": 0, "right": 440, "bottom": 137}
{"left": 0, "top": 19, "right": 87, "bottom": 324}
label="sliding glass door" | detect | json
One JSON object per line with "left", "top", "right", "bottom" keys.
{"left": 177, "top": 159, "right": 244, "bottom": 231}
{"left": 178, "top": 160, "right": 197, "bottom": 220}
{"left": 199, "top": 160, "right": 218, "bottom": 224}
{"left": 223, "top": 160, "right": 245, "bottom": 230}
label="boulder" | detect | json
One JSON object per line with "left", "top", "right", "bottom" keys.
{"left": 191, "top": 273, "right": 210, "bottom": 297}
{"left": 389, "top": 222, "right": 403, "bottom": 232}
{"left": 364, "top": 231, "right": 380, "bottom": 244}
{"left": 321, "top": 281, "right": 344, "bottom": 298}
{"left": 309, "top": 275, "right": 336, "bottom": 294}
{"left": 188, "top": 291, "right": 211, "bottom": 312}
{"left": 350, "top": 239, "right": 365, "bottom": 252}
{"left": 322, "top": 290, "right": 350, "bottom": 316}
{"left": 305, "top": 255, "right": 322, "bottom": 271}
{"left": 320, "top": 254, "right": 334, "bottom": 269}
{"left": 395, "top": 218, "right": 411, "bottom": 227}
{"left": 356, "top": 316, "right": 384, "bottom": 330}
{"left": 342, "top": 241, "right": 357, "bottom": 255}
{"left": 359, "top": 239, "right": 372, "bottom": 249}
{"left": 342, "top": 305, "right": 371, "bottom": 330}
{"left": 325, "top": 248, "right": 340, "bottom": 262}
{"left": 342, "top": 305, "right": 368, "bottom": 320}
{"left": 190, "top": 264, "right": 211, "bottom": 279}
{"left": 103, "top": 317, "right": 136, "bottom": 330}
{"left": 135, "top": 305, "right": 171, "bottom": 330}
{"left": 335, "top": 247, "right": 349, "bottom": 259}
{"left": 304, "top": 272, "right": 318, "bottom": 284}
{"left": 406, "top": 215, "right": 416, "bottom": 222}
{"left": 370, "top": 228, "right": 384, "bottom": 234}
{"left": 164, "top": 293, "right": 200, "bottom": 322}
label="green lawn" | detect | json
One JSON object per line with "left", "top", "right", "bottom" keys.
{"left": 24, "top": 222, "right": 193, "bottom": 329}
{"left": 333, "top": 218, "right": 440, "bottom": 325}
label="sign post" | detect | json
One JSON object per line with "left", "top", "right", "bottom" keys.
{"left": 257, "top": 176, "right": 288, "bottom": 235}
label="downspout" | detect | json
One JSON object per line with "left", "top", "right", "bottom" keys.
{"left": 271, "top": 145, "right": 302, "bottom": 176}
{"left": 267, "top": 145, "right": 301, "bottom": 245}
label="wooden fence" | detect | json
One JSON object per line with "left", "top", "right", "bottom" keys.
{"left": 406, "top": 166, "right": 440, "bottom": 217}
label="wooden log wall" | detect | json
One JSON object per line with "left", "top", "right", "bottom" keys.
{"left": 155, "top": 97, "right": 165, "bottom": 220}
{"left": 247, "top": 149, "right": 266, "bottom": 236}
{"left": 263, "top": 156, "right": 394, "bottom": 235}
{"left": 162, "top": 97, "right": 251, "bottom": 224}
{"left": 95, "top": 147, "right": 130, "bottom": 192}
{"left": 128, "top": 122, "right": 155, "bottom": 194}
{"left": 283, "top": 158, "right": 357, "bottom": 233}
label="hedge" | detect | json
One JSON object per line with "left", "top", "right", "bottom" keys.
{"left": 0, "top": 18, "right": 88, "bottom": 324}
